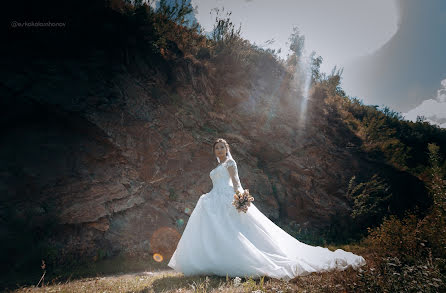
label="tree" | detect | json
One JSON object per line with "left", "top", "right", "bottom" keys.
{"left": 288, "top": 26, "right": 305, "bottom": 58}
{"left": 156, "top": 0, "right": 194, "bottom": 25}
{"left": 309, "top": 51, "right": 323, "bottom": 85}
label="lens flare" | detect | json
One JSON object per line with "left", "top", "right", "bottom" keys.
{"left": 149, "top": 226, "right": 181, "bottom": 261}
{"left": 176, "top": 218, "right": 184, "bottom": 227}
{"left": 294, "top": 52, "right": 312, "bottom": 131}
{"left": 153, "top": 253, "right": 163, "bottom": 262}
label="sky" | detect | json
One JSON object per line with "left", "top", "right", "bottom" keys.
{"left": 340, "top": 0, "right": 446, "bottom": 128}
{"left": 190, "top": 0, "right": 399, "bottom": 75}
{"left": 161, "top": 0, "right": 446, "bottom": 128}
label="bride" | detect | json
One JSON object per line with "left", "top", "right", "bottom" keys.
{"left": 168, "top": 138, "right": 366, "bottom": 280}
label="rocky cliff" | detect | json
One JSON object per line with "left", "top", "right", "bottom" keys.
{"left": 0, "top": 0, "right": 428, "bottom": 271}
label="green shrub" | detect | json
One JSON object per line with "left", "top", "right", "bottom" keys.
{"left": 347, "top": 174, "right": 393, "bottom": 231}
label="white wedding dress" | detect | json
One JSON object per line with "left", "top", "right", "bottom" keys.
{"left": 167, "top": 158, "right": 366, "bottom": 280}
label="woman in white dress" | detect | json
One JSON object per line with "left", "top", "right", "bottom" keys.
{"left": 168, "top": 138, "right": 366, "bottom": 280}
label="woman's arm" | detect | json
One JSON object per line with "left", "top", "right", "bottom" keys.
{"left": 226, "top": 159, "right": 244, "bottom": 193}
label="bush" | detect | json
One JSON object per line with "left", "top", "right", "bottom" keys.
{"left": 363, "top": 143, "right": 446, "bottom": 259}
{"left": 364, "top": 213, "right": 426, "bottom": 260}
{"left": 209, "top": 7, "right": 242, "bottom": 54}
{"left": 351, "top": 255, "right": 445, "bottom": 292}
{"left": 346, "top": 174, "right": 393, "bottom": 232}
{"left": 357, "top": 142, "right": 446, "bottom": 291}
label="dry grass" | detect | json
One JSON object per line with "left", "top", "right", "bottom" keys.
{"left": 9, "top": 244, "right": 377, "bottom": 293}
{"left": 11, "top": 269, "right": 358, "bottom": 293}
{"left": 10, "top": 239, "right": 444, "bottom": 292}
{"left": 12, "top": 270, "right": 171, "bottom": 293}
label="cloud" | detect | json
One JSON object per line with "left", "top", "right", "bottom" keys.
{"left": 402, "top": 78, "right": 446, "bottom": 128}
{"left": 438, "top": 79, "right": 446, "bottom": 102}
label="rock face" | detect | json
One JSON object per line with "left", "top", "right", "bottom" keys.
{"left": 0, "top": 20, "right": 426, "bottom": 269}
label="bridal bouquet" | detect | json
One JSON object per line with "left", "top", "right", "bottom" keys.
{"left": 232, "top": 189, "right": 254, "bottom": 213}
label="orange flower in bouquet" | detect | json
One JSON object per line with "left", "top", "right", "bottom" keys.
{"left": 231, "top": 189, "right": 255, "bottom": 213}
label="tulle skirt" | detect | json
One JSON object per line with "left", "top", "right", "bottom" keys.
{"left": 167, "top": 185, "right": 366, "bottom": 280}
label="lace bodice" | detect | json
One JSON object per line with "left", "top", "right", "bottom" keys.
{"left": 209, "top": 158, "right": 244, "bottom": 193}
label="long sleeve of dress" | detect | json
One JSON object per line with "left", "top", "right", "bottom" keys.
{"left": 225, "top": 159, "right": 244, "bottom": 193}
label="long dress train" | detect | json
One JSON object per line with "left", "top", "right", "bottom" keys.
{"left": 167, "top": 158, "right": 366, "bottom": 280}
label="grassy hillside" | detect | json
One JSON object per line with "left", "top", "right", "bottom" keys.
{"left": 2, "top": 0, "right": 445, "bottom": 291}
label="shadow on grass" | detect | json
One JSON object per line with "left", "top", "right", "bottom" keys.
{"left": 1, "top": 254, "right": 168, "bottom": 291}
